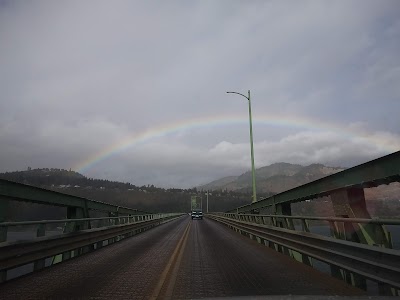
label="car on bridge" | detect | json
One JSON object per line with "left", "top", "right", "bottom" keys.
{"left": 191, "top": 209, "right": 203, "bottom": 220}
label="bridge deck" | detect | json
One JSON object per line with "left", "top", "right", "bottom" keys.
{"left": 0, "top": 216, "right": 364, "bottom": 299}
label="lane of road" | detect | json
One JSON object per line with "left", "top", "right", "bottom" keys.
{"left": 0, "top": 216, "right": 189, "bottom": 300}
{"left": 169, "top": 217, "right": 365, "bottom": 299}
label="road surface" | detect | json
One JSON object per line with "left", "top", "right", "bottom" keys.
{"left": 0, "top": 216, "right": 365, "bottom": 299}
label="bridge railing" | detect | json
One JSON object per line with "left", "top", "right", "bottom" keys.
{"left": 218, "top": 151, "right": 400, "bottom": 295}
{"left": 220, "top": 213, "right": 399, "bottom": 247}
{"left": 0, "top": 178, "right": 152, "bottom": 243}
{"left": 207, "top": 212, "right": 400, "bottom": 296}
{"left": 0, "top": 213, "right": 184, "bottom": 283}
{"left": 0, "top": 213, "right": 177, "bottom": 242}
{"left": 0, "top": 178, "right": 185, "bottom": 283}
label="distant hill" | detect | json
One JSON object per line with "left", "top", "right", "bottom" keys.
{"left": 0, "top": 168, "right": 254, "bottom": 218}
{"left": 0, "top": 168, "right": 134, "bottom": 190}
{"left": 198, "top": 162, "right": 345, "bottom": 194}
{"left": 199, "top": 176, "right": 239, "bottom": 190}
{"left": 1, "top": 166, "right": 398, "bottom": 220}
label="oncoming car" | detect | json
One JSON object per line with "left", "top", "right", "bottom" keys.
{"left": 191, "top": 210, "right": 203, "bottom": 220}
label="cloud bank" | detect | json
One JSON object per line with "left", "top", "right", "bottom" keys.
{"left": 1, "top": 1, "right": 399, "bottom": 187}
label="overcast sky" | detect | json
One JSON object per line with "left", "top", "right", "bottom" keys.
{"left": 1, "top": 1, "right": 399, "bottom": 188}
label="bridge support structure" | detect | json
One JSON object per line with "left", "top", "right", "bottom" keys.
{"left": 270, "top": 186, "right": 395, "bottom": 294}
{"left": 330, "top": 187, "right": 393, "bottom": 293}
{"left": 330, "top": 187, "right": 392, "bottom": 247}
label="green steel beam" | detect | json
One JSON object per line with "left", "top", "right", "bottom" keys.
{"left": 229, "top": 150, "right": 400, "bottom": 213}
{"left": 0, "top": 179, "right": 147, "bottom": 215}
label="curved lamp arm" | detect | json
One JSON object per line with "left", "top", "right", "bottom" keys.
{"left": 226, "top": 91, "right": 249, "bottom": 100}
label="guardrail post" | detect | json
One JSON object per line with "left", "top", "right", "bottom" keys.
{"left": 0, "top": 268, "right": 4, "bottom": 283}
{"left": 328, "top": 219, "right": 348, "bottom": 277}
{"left": 0, "top": 199, "right": 8, "bottom": 243}
{"left": 58, "top": 206, "right": 90, "bottom": 263}
{"left": 108, "top": 212, "right": 117, "bottom": 244}
{"left": 261, "top": 216, "right": 267, "bottom": 225}
{"left": 0, "top": 198, "right": 8, "bottom": 282}
{"left": 301, "top": 219, "right": 310, "bottom": 232}
{"left": 328, "top": 221, "right": 341, "bottom": 239}
{"left": 33, "top": 224, "right": 46, "bottom": 271}
{"left": 378, "top": 283, "right": 398, "bottom": 296}
{"left": 274, "top": 203, "right": 292, "bottom": 255}
{"left": 0, "top": 199, "right": 8, "bottom": 242}
{"left": 274, "top": 203, "right": 290, "bottom": 228}
{"left": 126, "top": 214, "right": 132, "bottom": 238}
{"left": 271, "top": 216, "right": 277, "bottom": 227}
{"left": 116, "top": 212, "right": 122, "bottom": 241}
{"left": 275, "top": 203, "right": 312, "bottom": 265}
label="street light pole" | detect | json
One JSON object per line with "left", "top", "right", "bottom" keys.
{"left": 206, "top": 190, "right": 209, "bottom": 213}
{"left": 226, "top": 90, "right": 257, "bottom": 203}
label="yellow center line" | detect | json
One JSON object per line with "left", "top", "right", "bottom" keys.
{"left": 149, "top": 220, "right": 191, "bottom": 300}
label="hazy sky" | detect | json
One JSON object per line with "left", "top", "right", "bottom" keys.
{"left": 1, "top": 0, "right": 399, "bottom": 188}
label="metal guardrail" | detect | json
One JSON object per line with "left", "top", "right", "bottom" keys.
{"left": 0, "top": 214, "right": 168, "bottom": 228}
{"left": 208, "top": 213, "right": 400, "bottom": 295}
{"left": 221, "top": 212, "right": 400, "bottom": 225}
{"left": 0, "top": 178, "right": 153, "bottom": 249}
{"left": 0, "top": 213, "right": 184, "bottom": 282}
{"left": 0, "top": 178, "right": 186, "bottom": 283}
{"left": 228, "top": 150, "right": 400, "bottom": 213}
{"left": 219, "top": 212, "right": 399, "bottom": 246}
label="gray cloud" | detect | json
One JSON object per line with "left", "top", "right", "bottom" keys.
{"left": 1, "top": 1, "right": 399, "bottom": 187}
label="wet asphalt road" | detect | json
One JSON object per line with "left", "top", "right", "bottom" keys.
{"left": 170, "top": 217, "right": 364, "bottom": 299}
{"left": 0, "top": 216, "right": 364, "bottom": 299}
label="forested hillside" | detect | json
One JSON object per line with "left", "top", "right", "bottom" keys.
{"left": 0, "top": 168, "right": 268, "bottom": 220}
{"left": 1, "top": 167, "right": 398, "bottom": 221}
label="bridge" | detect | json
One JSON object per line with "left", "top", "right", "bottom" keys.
{"left": 0, "top": 151, "right": 399, "bottom": 299}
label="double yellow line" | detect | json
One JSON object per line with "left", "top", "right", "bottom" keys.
{"left": 150, "top": 220, "right": 191, "bottom": 300}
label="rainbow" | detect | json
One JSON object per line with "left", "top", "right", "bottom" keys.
{"left": 74, "top": 113, "right": 400, "bottom": 172}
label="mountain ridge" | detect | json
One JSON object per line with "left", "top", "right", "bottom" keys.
{"left": 198, "top": 162, "right": 345, "bottom": 194}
